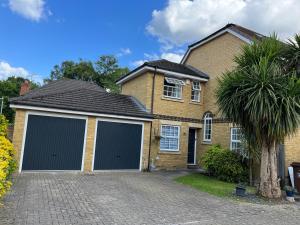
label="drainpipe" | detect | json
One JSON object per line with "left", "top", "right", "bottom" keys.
{"left": 147, "top": 66, "right": 157, "bottom": 171}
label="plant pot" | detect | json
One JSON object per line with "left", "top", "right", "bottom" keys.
{"left": 286, "top": 190, "right": 294, "bottom": 197}
{"left": 235, "top": 186, "right": 246, "bottom": 197}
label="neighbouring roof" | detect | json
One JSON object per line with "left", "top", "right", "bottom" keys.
{"left": 10, "top": 79, "right": 152, "bottom": 119}
{"left": 181, "top": 23, "right": 265, "bottom": 63}
{"left": 116, "top": 59, "right": 209, "bottom": 84}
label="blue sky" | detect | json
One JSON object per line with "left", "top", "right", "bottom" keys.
{"left": 0, "top": 0, "right": 169, "bottom": 82}
{"left": 0, "top": 0, "right": 299, "bottom": 83}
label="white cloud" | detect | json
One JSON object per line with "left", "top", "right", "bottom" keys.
{"left": 132, "top": 60, "right": 147, "bottom": 67}
{"left": 9, "top": 0, "right": 46, "bottom": 21}
{"left": 116, "top": 48, "right": 132, "bottom": 57}
{"left": 132, "top": 51, "right": 183, "bottom": 67}
{"left": 147, "top": 0, "right": 300, "bottom": 48}
{"left": 0, "top": 61, "right": 43, "bottom": 83}
{"left": 161, "top": 52, "right": 183, "bottom": 63}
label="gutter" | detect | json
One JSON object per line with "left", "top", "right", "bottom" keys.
{"left": 147, "top": 66, "right": 157, "bottom": 171}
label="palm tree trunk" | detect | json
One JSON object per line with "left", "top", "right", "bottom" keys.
{"left": 259, "top": 141, "right": 281, "bottom": 198}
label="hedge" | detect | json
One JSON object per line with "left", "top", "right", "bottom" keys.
{"left": 0, "top": 115, "right": 16, "bottom": 198}
{"left": 202, "top": 145, "right": 248, "bottom": 183}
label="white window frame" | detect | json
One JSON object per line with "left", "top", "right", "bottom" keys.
{"left": 203, "top": 113, "right": 212, "bottom": 142}
{"left": 191, "top": 81, "right": 201, "bottom": 102}
{"left": 230, "top": 127, "right": 243, "bottom": 152}
{"left": 160, "top": 125, "right": 180, "bottom": 152}
{"left": 163, "top": 77, "right": 183, "bottom": 99}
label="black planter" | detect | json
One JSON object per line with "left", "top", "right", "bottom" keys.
{"left": 236, "top": 186, "right": 246, "bottom": 196}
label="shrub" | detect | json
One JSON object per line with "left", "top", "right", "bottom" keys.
{"left": 0, "top": 115, "right": 8, "bottom": 137}
{"left": 0, "top": 115, "right": 16, "bottom": 198}
{"left": 202, "top": 145, "right": 248, "bottom": 183}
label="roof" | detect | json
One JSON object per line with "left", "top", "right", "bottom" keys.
{"left": 181, "top": 23, "right": 265, "bottom": 63}
{"left": 16, "top": 79, "right": 105, "bottom": 100}
{"left": 10, "top": 79, "right": 152, "bottom": 119}
{"left": 116, "top": 59, "right": 209, "bottom": 84}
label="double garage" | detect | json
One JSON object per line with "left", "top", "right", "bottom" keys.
{"left": 20, "top": 113, "right": 144, "bottom": 172}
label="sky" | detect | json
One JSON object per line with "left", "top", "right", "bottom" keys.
{"left": 0, "top": 0, "right": 300, "bottom": 83}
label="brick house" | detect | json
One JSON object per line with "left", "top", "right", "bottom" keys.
{"left": 10, "top": 24, "right": 299, "bottom": 174}
{"left": 117, "top": 23, "right": 299, "bottom": 174}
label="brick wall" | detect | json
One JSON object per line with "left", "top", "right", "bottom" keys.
{"left": 284, "top": 129, "right": 300, "bottom": 174}
{"left": 149, "top": 119, "right": 199, "bottom": 169}
{"left": 121, "top": 72, "right": 153, "bottom": 110}
{"left": 152, "top": 74, "right": 205, "bottom": 119}
{"left": 12, "top": 109, "right": 26, "bottom": 169}
{"left": 184, "top": 32, "right": 245, "bottom": 116}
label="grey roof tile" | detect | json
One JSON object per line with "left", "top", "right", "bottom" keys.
{"left": 10, "top": 79, "right": 152, "bottom": 119}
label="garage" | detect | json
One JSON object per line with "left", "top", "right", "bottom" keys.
{"left": 21, "top": 114, "right": 87, "bottom": 171}
{"left": 93, "top": 120, "right": 143, "bottom": 170}
{"left": 10, "top": 79, "right": 152, "bottom": 172}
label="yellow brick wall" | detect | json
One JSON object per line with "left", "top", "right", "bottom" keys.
{"left": 12, "top": 109, "right": 26, "bottom": 169}
{"left": 184, "top": 32, "right": 246, "bottom": 116}
{"left": 12, "top": 109, "right": 151, "bottom": 172}
{"left": 284, "top": 129, "right": 300, "bottom": 172}
{"left": 121, "top": 72, "right": 153, "bottom": 110}
{"left": 149, "top": 119, "right": 189, "bottom": 169}
{"left": 149, "top": 119, "right": 203, "bottom": 169}
{"left": 83, "top": 117, "right": 96, "bottom": 172}
{"left": 121, "top": 71, "right": 205, "bottom": 119}
{"left": 152, "top": 74, "right": 205, "bottom": 119}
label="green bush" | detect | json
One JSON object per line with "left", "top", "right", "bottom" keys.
{"left": 202, "top": 145, "right": 248, "bottom": 183}
{"left": 0, "top": 115, "right": 16, "bottom": 198}
{"left": 0, "top": 115, "right": 8, "bottom": 137}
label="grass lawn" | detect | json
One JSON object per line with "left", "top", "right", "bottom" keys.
{"left": 175, "top": 173, "right": 256, "bottom": 198}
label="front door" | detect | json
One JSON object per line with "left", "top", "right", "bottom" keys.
{"left": 187, "top": 128, "right": 196, "bottom": 164}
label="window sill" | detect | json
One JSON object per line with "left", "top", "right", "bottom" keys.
{"left": 202, "top": 141, "right": 212, "bottom": 145}
{"left": 161, "top": 96, "right": 184, "bottom": 103}
{"left": 189, "top": 101, "right": 202, "bottom": 105}
{"left": 159, "top": 150, "right": 181, "bottom": 155}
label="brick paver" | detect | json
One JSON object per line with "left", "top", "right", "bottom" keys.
{"left": 0, "top": 172, "right": 299, "bottom": 225}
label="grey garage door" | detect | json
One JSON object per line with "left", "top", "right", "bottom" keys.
{"left": 93, "top": 121, "right": 142, "bottom": 170}
{"left": 22, "top": 115, "right": 86, "bottom": 171}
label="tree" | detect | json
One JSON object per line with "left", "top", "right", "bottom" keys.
{"left": 49, "top": 60, "right": 97, "bottom": 81}
{"left": 0, "top": 77, "right": 39, "bottom": 122}
{"left": 282, "top": 34, "right": 300, "bottom": 76}
{"left": 94, "top": 55, "right": 129, "bottom": 93}
{"left": 48, "top": 55, "right": 129, "bottom": 93}
{"left": 216, "top": 36, "right": 300, "bottom": 198}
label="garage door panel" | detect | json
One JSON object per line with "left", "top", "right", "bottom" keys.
{"left": 94, "top": 121, "right": 142, "bottom": 170}
{"left": 22, "top": 115, "right": 86, "bottom": 170}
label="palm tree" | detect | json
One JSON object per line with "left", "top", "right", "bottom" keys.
{"left": 282, "top": 34, "right": 300, "bottom": 76}
{"left": 216, "top": 36, "right": 300, "bottom": 198}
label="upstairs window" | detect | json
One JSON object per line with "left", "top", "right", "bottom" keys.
{"left": 191, "top": 81, "right": 201, "bottom": 102}
{"left": 230, "top": 128, "right": 243, "bottom": 152}
{"left": 163, "top": 77, "right": 184, "bottom": 99}
{"left": 203, "top": 113, "right": 212, "bottom": 142}
{"left": 160, "top": 125, "right": 180, "bottom": 151}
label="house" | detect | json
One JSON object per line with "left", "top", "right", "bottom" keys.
{"left": 10, "top": 24, "right": 300, "bottom": 174}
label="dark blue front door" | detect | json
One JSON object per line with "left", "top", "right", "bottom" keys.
{"left": 22, "top": 115, "right": 86, "bottom": 170}
{"left": 93, "top": 121, "right": 142, "bottom": 170}
{"left": 187, "top": 128, "right": 196, "bottom": 164}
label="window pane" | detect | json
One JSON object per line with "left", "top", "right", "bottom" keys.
{"left": 203, "top": 114, "right": 212, "bottom": 141}
{"left": 160, "top": 125, "right": 179, "bottom": 151}
{"left": 163, "top": 84, "right": 182, "bottom": 99}
{"left": 231, "top": 128, "right": 244, "bottom": 153}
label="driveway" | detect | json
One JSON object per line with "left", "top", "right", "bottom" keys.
{"left": 0, "top": 172, "right": 299, "bottom": 225}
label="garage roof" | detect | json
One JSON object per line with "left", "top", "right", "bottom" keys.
{"left": 10, "top": 79, "right": 152, "bottom": 119}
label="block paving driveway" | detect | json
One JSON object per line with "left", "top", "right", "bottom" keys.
{"left": 0, "top": 172, "right": 299, "bottom": 225}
